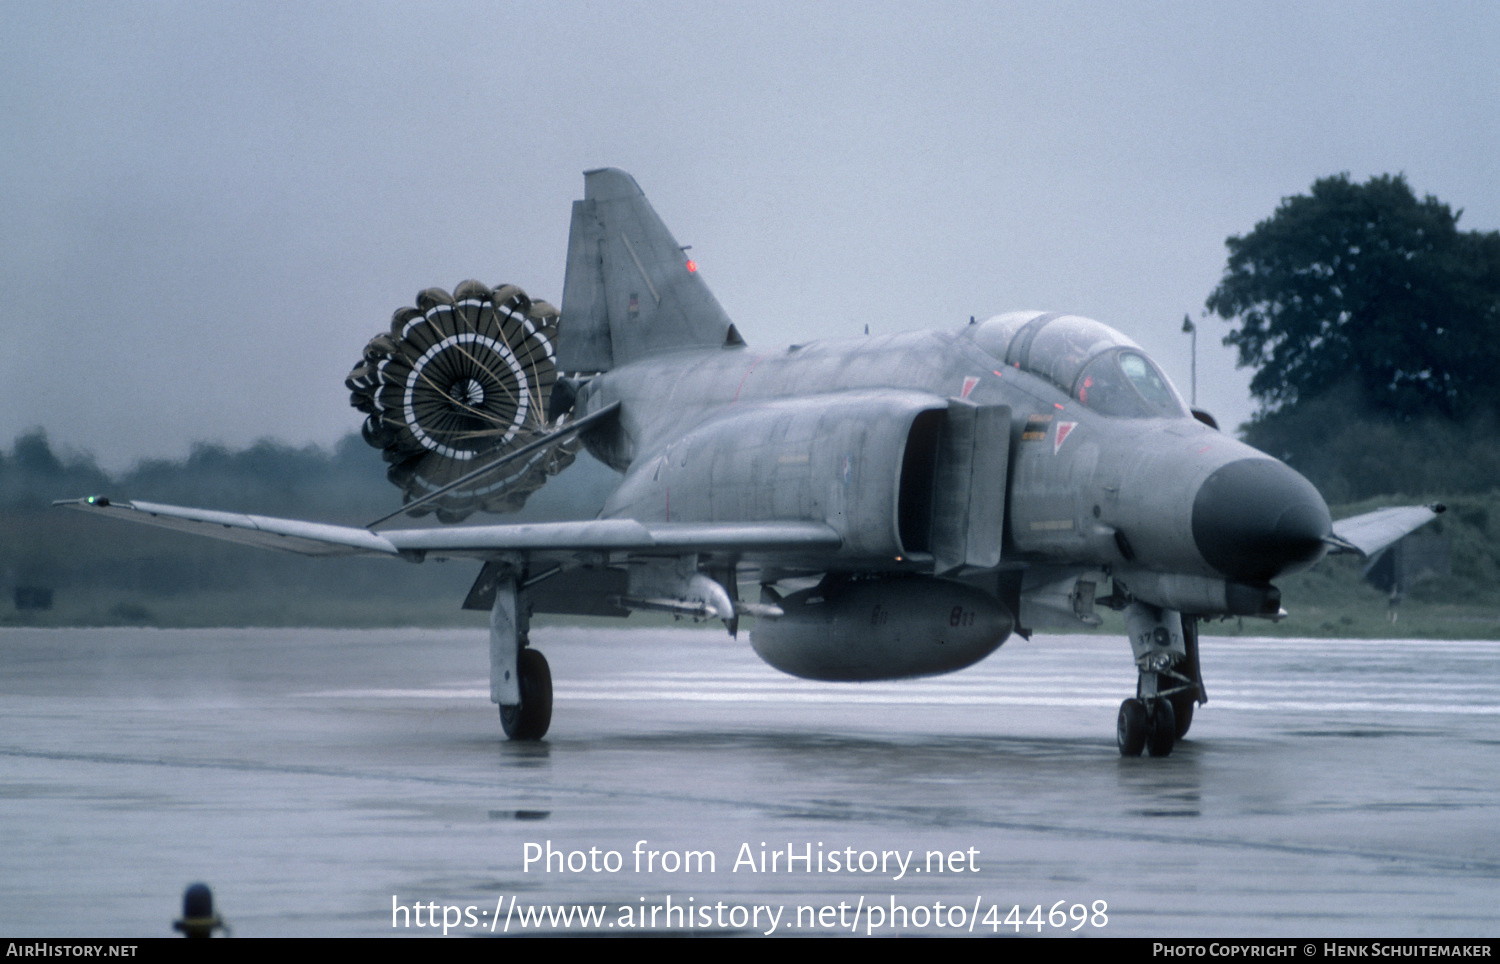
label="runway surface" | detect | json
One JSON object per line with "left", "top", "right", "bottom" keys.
{"left": 2, "top": 625, "right": 1498, "bottom": 937}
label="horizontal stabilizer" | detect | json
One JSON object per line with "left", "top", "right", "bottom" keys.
{"left": 1327, "top": 503, "right": 1446, "bottom": 558}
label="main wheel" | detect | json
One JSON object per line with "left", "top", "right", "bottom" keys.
{"left": 499, "top": 649, "right": 553, "bottom": 740}
{"left": 1146, "top": 699, "right": 1176, "bottom": 757}
{"left": 1117, "top": 698, "right": 1148, "bottom": 757}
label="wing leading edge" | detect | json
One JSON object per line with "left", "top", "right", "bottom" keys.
{"left": 1327, "top": 503, "right": 1447, "bottom": 558}
{"left": 57, "top": 494, "right": 1445, "bottom": 567}
{"left": 53, "top": 497, "right": 841, "bottom": 562}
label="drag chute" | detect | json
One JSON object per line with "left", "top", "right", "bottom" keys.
{"left": 346, "top": 281, "right": 576, "bottom": 522}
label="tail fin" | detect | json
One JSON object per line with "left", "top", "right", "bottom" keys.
{"left": 557, "top": 168, "right": 743, "bottom": 372}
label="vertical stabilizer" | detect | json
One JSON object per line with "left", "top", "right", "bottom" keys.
{"left": 557, "top": 169, "right": 740, "bottom": 372}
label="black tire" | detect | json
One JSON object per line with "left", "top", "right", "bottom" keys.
{"left": 1117, "top": 698, "right": 1147, "bottom": 757}
{"left": 1170, "top": 693, "right": 1195, "bottom": 739}
{"left": 1146, "top": 699, "right": 1176, "bottom": 757}
{"left": 499, "top": 649, "right": 553, "bottom": 741}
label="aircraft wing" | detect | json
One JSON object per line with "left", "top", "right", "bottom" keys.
{"left": 54, "top": 497, "right": 401, "bottom": 556}
{"left": 1327, "top": 503, "right": 1446, "bottom": 558}
{"left": 53, "top": 497, "right": 841, "bottom": 562}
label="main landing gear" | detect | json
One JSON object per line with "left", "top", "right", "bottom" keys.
{"left": 1117, "top": 603, "right": 1204, "bottom": 758}
{"left": 490, "top": 570, "right": 553, "bottom": 741}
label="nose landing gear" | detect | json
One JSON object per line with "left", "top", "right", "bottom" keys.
{"left": 1117, "top": 604, "right": 1203, "bottom": 758}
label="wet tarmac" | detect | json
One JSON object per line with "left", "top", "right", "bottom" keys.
{"left": 2, "top": 625, "right": 1498, "bottom": 937}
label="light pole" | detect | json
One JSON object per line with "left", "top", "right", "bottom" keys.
{"left": 1181, "top": 314, "right": 1197, "bottom": 408}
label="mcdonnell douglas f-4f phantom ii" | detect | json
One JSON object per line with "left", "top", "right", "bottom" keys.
{"left": 60, "top": 168, "right": 1443, "bottom": 757}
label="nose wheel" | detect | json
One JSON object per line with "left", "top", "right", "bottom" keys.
{"left": 1117, "top": 698, "right": 1147, "bottom": 756}
{"left": 1117, "top": 697, "right": 1176, "bottom": 757}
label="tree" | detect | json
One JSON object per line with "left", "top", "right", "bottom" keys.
{"left": 1207, "top": 174, "right": 1500, "bottom": 420}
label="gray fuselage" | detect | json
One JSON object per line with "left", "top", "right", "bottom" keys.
{"left": 574, "top": 321, "right": 1329, "bottom": 596}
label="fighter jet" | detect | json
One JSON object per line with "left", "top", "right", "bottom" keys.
{"left": 58, "top": 169, "right": 1443, "bottom": 757}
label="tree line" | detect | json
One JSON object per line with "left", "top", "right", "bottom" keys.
{"left": 1207, "top": 173, "right": 1500, "bottom": 501}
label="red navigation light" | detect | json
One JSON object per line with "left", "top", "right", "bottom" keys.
{"left": 685, "top": 259, "right": 698, "bottom": 273}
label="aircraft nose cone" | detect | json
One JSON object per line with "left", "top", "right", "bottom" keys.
{"left": 1192, "top": 458, "right": 1331, "bottom": 583}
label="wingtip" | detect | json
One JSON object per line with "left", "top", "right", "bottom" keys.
{"left": 54, "top": 495, "right": 111, "bottom": 508}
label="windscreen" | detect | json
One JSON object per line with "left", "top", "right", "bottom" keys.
{"left": 970, "top": 312, "right": 1187, "bottom": 419}
{"left": 1074, "top": 350, "right": 1186, "bottom": 418}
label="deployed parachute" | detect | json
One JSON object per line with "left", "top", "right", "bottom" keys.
{"left": 347, "top": 281, "right": 577, "bottom": 522}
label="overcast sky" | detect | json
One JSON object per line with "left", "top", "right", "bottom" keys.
{"left": 4, "top": 0, "right": 1496, "bottom": 471}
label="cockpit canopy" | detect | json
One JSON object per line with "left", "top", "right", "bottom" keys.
{"left": 970, "top": 311, "right": 1187, "bottom": 419}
